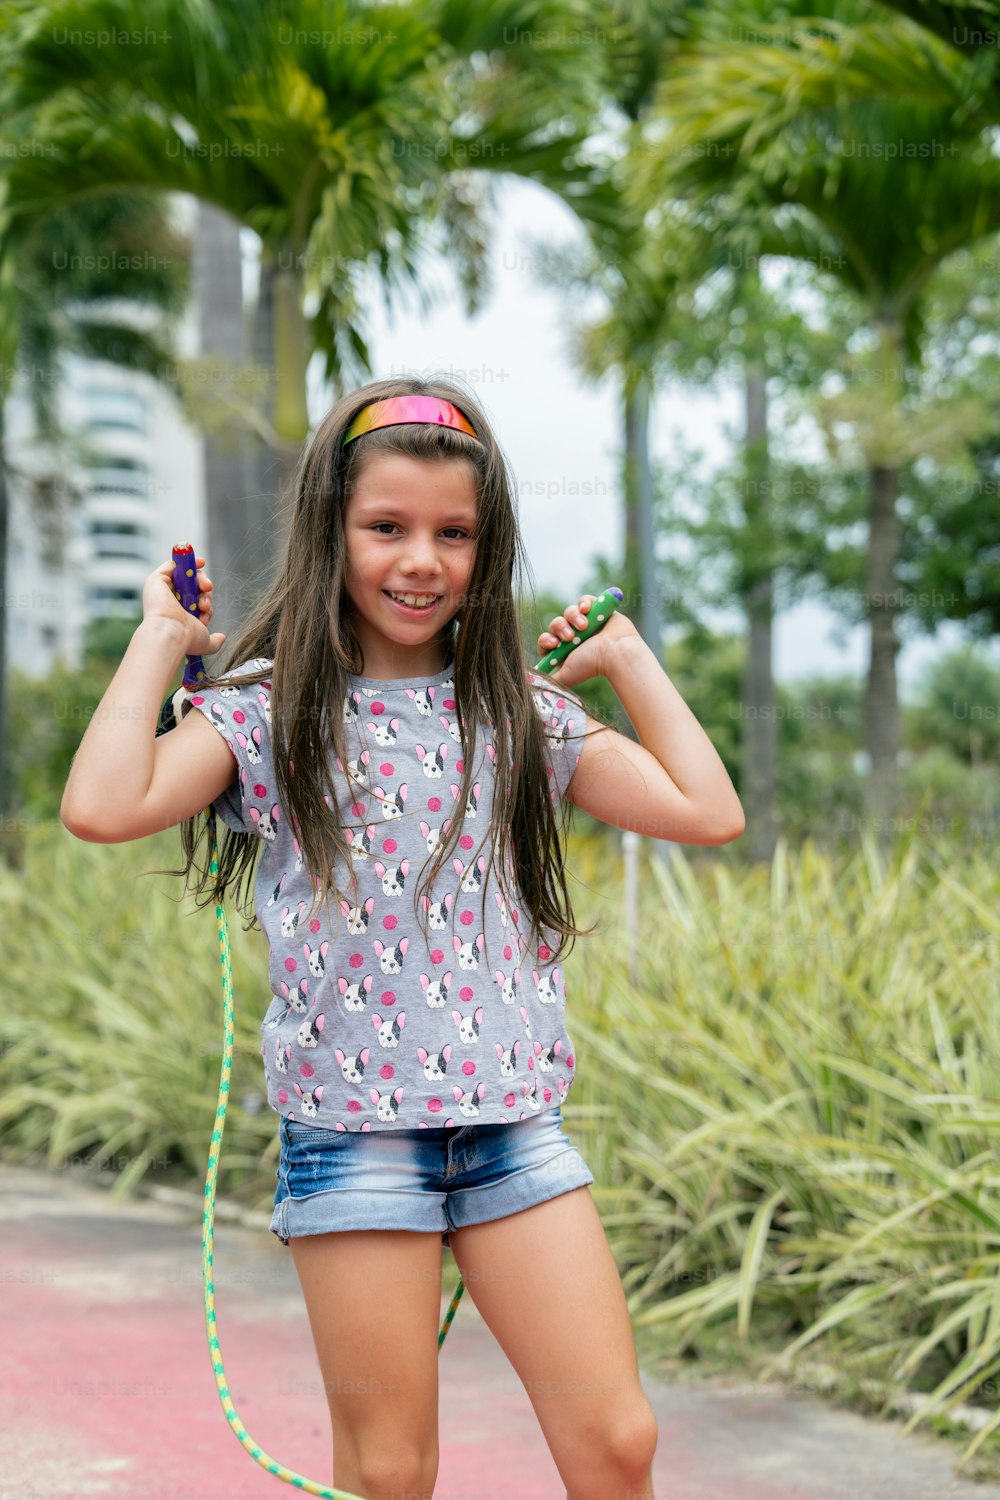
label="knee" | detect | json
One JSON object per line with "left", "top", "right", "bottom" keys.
{"left": 354, "top": 1446, "right": 439, "bottom": 1500}
{"left": 601, "top": 1399, "right": 659, "bottom": 1480}
{"left": 559, "top": 1398, "right": 658, "bottom": 1498}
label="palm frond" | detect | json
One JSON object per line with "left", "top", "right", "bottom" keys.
{"left": 640, "top": 6, "right": 984, "bottom": 169}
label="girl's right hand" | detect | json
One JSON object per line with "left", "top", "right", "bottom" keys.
{"left": 142, "top": 556, "right": 228, "bottom": 657}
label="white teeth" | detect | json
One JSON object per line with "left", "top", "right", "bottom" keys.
{"left": 388, "top": 592, "right": 437, "bottom": 607}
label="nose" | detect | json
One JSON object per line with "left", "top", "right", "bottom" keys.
{"left": 399, "top": 532, "right": 443, "bottom": 579}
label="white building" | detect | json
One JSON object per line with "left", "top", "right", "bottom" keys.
{"left": 5, "top": 194, "right": 207, "bottom": 678}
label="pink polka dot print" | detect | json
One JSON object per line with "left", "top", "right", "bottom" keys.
{"left": 195, "top": 651, "right": 584, "bottom": 1134}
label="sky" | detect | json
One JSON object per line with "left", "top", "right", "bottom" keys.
{"left": 289, "top": 175, "right": 984, "bottom": 697}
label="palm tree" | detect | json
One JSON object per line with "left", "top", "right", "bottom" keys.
{"left": 878, "top": 0, "right": 1000, "bottom": 51}
{"left": 524, "top": 94, "right": 804, "bottom": 854}
{"left": 672, "top": 0, "right": 1000, "bottom": 123}
{"left": 0, "top": 189, "right": 188, "bottom": 827}
{"left": 564, "top": 4, "right": 700, "bottom": 657}
{"left": 0, "top": 0, "right": 608, "bottom": 624}
{"left": 518, "top": 1, "right": 879, "bottom": 859}
{"left": 628, "top": 0, "right": 1000, "bottom": 832}
{"left": 565, "top": 205, "right": 866, "bottom": 860}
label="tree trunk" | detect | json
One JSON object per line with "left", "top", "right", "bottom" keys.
{"left": 194, "top": 201, "right": 265, "bottom": 640}
{"left": 254, "top": 256, "right": 308, "bottom": 566}
{"left": 622, "top": 384, "right": 643, "bottom": 631}
{"left": 0, "top": 401, "right": 24, "bottom": 867}
{"left": 631, "top": 373, "right": 660, "bottom": 655}
{"left": 624, "top": 372, "right": 671, "bottom": 876}
{"left": 273, "top": 266, "right": 311, "bottom": 446}
{"left": 741, "top": 357, "right": 778, "bottom": 862}
{"left": 0, "top": 404, "right": 10, "bottom": 835}
{"left": 863, "top": 317, "right": 903, "bottom": 842}
{"left": 623, "top": 379, "right": 661, "bottom": 649}
{"left": 864, "top": 460, "right": 900, "bottom": 838}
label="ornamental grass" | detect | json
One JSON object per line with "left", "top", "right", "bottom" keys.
{"left": 2, "top": 819, "right": 999, "bottom": 1465}
{"left": 567, "top": 831, "right": 1000, "bottom": 1468}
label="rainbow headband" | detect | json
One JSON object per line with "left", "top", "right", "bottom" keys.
{"left": 342, "top": 395, "right": 481, "bottom": 446}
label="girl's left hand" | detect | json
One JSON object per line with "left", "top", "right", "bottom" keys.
{"left": 537, "top": 594, "right": 642, "bottom": 688}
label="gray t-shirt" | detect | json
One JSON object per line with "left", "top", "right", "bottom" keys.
{"left": 181, "top": 659, "right": 586, "bottom": 1131}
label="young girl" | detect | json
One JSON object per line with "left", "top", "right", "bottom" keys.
{"left": 61, "top": 376, "right": 744, "bottom": 1500}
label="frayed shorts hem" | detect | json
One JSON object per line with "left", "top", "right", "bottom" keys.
{"left": 269, "top": 1108, "right": 595, "bottom": 1248}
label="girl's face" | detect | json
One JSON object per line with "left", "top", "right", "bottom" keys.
{"left": 343, "top": 452, "right": 479, "bottom": 680}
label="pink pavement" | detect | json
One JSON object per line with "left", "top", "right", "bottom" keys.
{"left": 2, "top": 1161, "right": 998, "bottom": 1500}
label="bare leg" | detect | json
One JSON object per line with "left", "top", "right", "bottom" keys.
{"left": 289, "top": 1227, "right": 444, "bottom": 1500}
{"left": 449, "top": 1187, "right": 658, "bottom": 1500}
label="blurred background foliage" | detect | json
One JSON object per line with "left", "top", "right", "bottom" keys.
{"left": 4, "top": 0, "right": 1000, "bottom": 1468}
{"left": 9, "top": 618, "right": 999, "bottom": 850}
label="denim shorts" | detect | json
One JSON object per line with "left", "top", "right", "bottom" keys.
{"left": 269, "top": 1104, "right": 595, "bottom": 1247}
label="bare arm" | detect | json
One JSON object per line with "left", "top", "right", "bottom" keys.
{"left": 538, "top": 595, "right": 745, "bottom": 845}
{"left": 60, "top": 557, "right": 233, "bottom": 841}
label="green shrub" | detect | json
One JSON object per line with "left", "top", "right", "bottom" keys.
{"left": 3, "top": 819, "right": 999, "bottom": 1465}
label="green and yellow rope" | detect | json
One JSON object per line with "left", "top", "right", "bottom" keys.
{"left": 188, "top": 570, "right": 624, "bottom": 1492}
{"left": 202, "top": 827, "right": 466, "bottom": 1498}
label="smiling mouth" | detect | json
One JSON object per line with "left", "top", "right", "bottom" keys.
{"left": 383, "top": 590, "right": 441, "bottom": 611}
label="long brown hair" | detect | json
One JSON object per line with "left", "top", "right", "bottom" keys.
{"left": 171, "top": 374, "right": 604, "bottom": 963}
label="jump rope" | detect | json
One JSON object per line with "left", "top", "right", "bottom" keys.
{"left": 167, "top": 543, "right": 624, "bottom": 1498}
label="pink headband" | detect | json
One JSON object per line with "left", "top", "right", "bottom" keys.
{"left": 342, "top": 395, "right": 481, "bottom": 446}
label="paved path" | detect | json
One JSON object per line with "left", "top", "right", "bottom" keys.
{"left": 1, "top": 1160, "right": 997, "bottom": 1500}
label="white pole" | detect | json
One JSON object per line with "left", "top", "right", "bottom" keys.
{"left": 623, "top": 827, "right": 640, "bottom": 984}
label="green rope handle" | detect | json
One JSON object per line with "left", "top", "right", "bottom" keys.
{"left": 202, "top": 825, "right": 466, "bottom": 1498}
{"left": 533, "top": 585, "right": 623, "bottom": 672}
